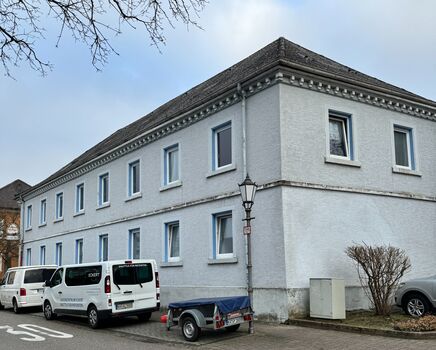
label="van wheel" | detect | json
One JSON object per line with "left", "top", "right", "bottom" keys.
{"left": 88, "top": 306, "right": 100, "bottom": 329}
{"left": 137, "top": 312, "right": 151, "bottom": 322}
{"left": 181, "top": 316, "right": 201, "bottom": 342}
{"left": 12, "top": 299, "right": 20, "bottom": 314}
{"left": 225, "top": 324, "right": 240, "bottom": 332}
{"left": 44, "top": 301, "right": 57, "bottom": 320}
{"left": 0, "top": 300, "right": 4, "bottom": 310}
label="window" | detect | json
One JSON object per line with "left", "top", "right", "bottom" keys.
{"left": 328, "top": 112, "right": 353, "bottom": 159}
{"left": 55, "top": 243, "right": 63, "bottom": 265}
{"left": 128, "top": 160, "right": 141, "bottom": 196}
{"left": 65, "top": 266, "right": 102, "bottom": 286}
{"left": 50, "top": 268, "right": 63, "bottom": 287}
{"left": 75, "top": 183, "right": 85, "bottom": 213}
{"left": 99, "top": 234, "right": 108, "bottom": 262}
{"left": 98, "top": 173, "right": 109, "bottom": 206}
{"left": 26, "top": 248, "right": 31, "bottom": 265}
{"left": 213, "top": 122, "right": 232, "bottom": 169}
{"left": 7, "top": 271, "right": 16, "bottom": 284}
{"left": 128, "top": 229, "right": 140, "bottom": 259}
{"left": 213, "top": 212, "right": 233, "bottom": 259}
{"left": 112, "top": 263, "right": 153, "bottom": 285}
{"left": 165, "top": 222, "right": 180, "bottom": 262}
{"left": 164, "top": 144, "right": 179, "bottom": 185}
{"left": 55, "top": 192, "right": 63, "bottom": 220}
{"left": 40, "top": 246, "right": 46, "bottom": 265}
{"left": 24, "top": 268, "right": 56, "bottom": 283}
{"left": 40, "top": 199, "right": 47, "bottom": 225}
{"left": 394, "top": 126, "right": 415, "bottom": 170}
{"left": 26, "top": 205, "right": 32, "bottom": 229}
{"left": 76, "top": 239, "right": 84, "bottom": 264}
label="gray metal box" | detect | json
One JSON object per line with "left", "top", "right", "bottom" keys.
{"left": 310, "top": 278, "right": 346, "bottom": 319}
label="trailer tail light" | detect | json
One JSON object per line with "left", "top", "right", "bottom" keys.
{"left": 104, "top": 275, "right": 111, "bottom": 294}
{"left": 20, "top": 288, "right": 26, "bottom": 297}
{"left": 244, "top": 314, "right": 253, "bottom": 321}
{"left": 216, "top": 320, "right": 225, "bottom": 329}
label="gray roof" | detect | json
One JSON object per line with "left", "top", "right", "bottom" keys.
{"left": 23, "top": 37, "right": 436, "bottom": 196}
{"left": 0, "top": 180, "right": 31, "bottom": 209}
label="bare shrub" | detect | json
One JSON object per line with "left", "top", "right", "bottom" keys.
{"left": 346, "top": 243, "right": 411, "bottom": 316}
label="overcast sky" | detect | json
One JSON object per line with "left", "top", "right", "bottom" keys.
{"left": 1, "top": 0, "right": 435, "bottom": 187}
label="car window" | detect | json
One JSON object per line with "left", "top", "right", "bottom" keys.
{"left": 50, "top": 268, "right": 63, "bottom": 287}
{"left": 7, "top": 271, "right": 16, "bottom": 285}
{"left": 65, "top": 266, "right": 102, "bottom": 286}
{"left": 24, "top": 269, "right": 56, "bottom": 284}
{"left": 0, "top": 273, "right": 7, "bottom": 286}
{"left": 113, "top": 263, "right": 153, "bottom": 285}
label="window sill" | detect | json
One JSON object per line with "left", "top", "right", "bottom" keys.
{"left": 38, "top": 223, "right": 47, "bottom": 228}
{"left": 125, "top": 193, "right": 142, "bottom": 202}
{"left": 53, "top": 218, "right": 63, "bottom": 223}
{"left": 324, "top": 156, "right": 361, "bottom": 168}
{"left": 160, "top": 261, "right": 183, "bottom": 268}
{"left": 73, "top": 211, "right": 85, "bottom": 217}
{"left": 206, "top": 164, "right": 237, "bottom": 178}
{"left": 160, "top": 180, "right": 182, "bottom": 192}
{"left": 25, "top": 227, "right": 32, "bottom": 232}
{"left": 392, "top": 167, "right": 422, "bottom": 177}
{"left": 208, "top": 257, "right": 238, "bottom": 265}
{"left": 96, "top": 202, "right": 110, "bottom": 210}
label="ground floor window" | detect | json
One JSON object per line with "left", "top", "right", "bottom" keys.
{"left": 55, "top": 243, "right": 63, "bottom": 265}
{"left": 99, "top": 234, "right": 108, "bottom": 261}
{"left": 165, "top": 222, "right": 180, "bottom": 262}
{"left": 129, "top": 229, "right": 140, "bottom": 259}
{"left": 213, "top": 211, "right": 233, "bottom": 259}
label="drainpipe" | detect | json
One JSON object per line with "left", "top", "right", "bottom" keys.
{"left": 237, "top": 83, "right": 247, "bottom": 178}
{"left": 18, "top": 197, "right": 24, "bottom": 267}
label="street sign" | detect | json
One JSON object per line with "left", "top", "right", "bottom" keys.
{"left": 243, "top": 226, "right": 251, "bottom": 235}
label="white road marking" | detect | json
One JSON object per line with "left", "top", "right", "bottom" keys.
{"left": 18, "top": 324, "right": 74, "bottom": 339}
{"left": 0, "top": 325, "right": 45, "bottom": 342}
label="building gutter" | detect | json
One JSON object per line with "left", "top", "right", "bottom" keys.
{"left": 237, "top": 83, "right": 247, "bottom": 178}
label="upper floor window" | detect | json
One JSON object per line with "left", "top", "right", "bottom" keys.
{"left": 164, "top": 144, "right": 179, "bottom": 185}
{"left": 128, "top": 228, "right": 140, "bottom": 259}
{"left": 213, "top": 122, "right": 232, "bottom": 169}
{"left": 26, "top": 205, "right": 32, "bottom": 230}
{"left": 393, "top": 125, "right": 415, "bottom": 170}
{"left": 55, "top": 192, "right": 63, "bottom": 220}
{"left": 164, "top": 222, "right": 180, "bottom": 262}
{"left": 99, "top": 234, "right": 108, "bottom": 262}
{"left": 76, "top": 239, "right": 84, "bottom": 264}
{"left": 40, "top": 199, "right": 47, "bottom": 225}
{"left": 98, "top": 173, "right": 109, "bottom": 206}
{"left": 75, "top": 183, "right": 85, "bottom": 213}
{"left": 40, "top": 245, "right": 46, "bottom": 265}
{"left": 328, "top": 111, "right": 353, "bottom": 159}
{"left": 213, "top": 211, "right": 233, "bottom": 259}
{"left": 128, "top": 160, "right": 141, "bottom": 196}
{"left": 56, "top": 242, "right": 63, "bottom": 265}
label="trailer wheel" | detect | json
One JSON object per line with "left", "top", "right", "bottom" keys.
{"left": 225, "top": 324, "right": 240, "bottom": 332}
{"left": 181, "top": 316, "right": 201, "bottom": 342}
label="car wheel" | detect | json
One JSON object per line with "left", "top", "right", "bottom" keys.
{"left": 12, "top": 298, "right": 20, "bottom": 314}
{"left": 44, "top": 301, "right": 57, "bottom": 320}
{"left": 225, "top": 324, "right": 240, "bottom": 332}
{"left": 137, "top": 312, "right": 152, "bottom": 322}
{"left": 88, "top": 306, "right": 100, "bottom": 329}
{"left": 404, "top": 294, "right": 430, "bottom": 317}
{"left": 181, "top": 316, "right": 201, "bottom": 342}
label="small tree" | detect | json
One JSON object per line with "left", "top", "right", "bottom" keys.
{"left": 0, "top": 210, "right": 21, "bottom": 271}
{"left": 346, "top": 243, "right": 411, "bottom": 316}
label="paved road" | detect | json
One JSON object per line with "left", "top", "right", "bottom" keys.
{"left": 1, "top": 308, "right": 435, "bottom": 349}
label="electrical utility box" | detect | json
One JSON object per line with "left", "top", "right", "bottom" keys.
{"left": 310, "top": 278, "right": 346, "bottom": 319}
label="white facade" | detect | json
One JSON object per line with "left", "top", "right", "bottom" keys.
{"left": 21, "top": 61, "right": 436, "bottom": 321}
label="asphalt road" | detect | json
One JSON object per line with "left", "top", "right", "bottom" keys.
{"left": 0, "top": 309, "right": 180, "bottom": 350}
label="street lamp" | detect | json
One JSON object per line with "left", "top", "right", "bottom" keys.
{"left": 238, "top": 174, "right": 258, "bottom": 335}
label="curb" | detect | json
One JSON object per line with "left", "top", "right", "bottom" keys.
{"left": 286, "top": 319, "right": 436, "bottom": 339}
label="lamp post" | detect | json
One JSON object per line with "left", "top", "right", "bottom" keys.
{"left": 238, "top": 174, "right": 258, "bottom": 335}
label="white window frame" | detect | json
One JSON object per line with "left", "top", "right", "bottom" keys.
{"left": 40, "top": 245, "right": 46, "bottom": 265}
{"left": 213, "top": 210, "right": 234, "bottom": 260}
{"left": 98, "top": 172, "right": 110, "bottom": 207}
{"left": 393, "top": 126, "right": 412, "bottom": 169}
{"left": 165, "top": 221, "right": 180, "bottom": 262}
{"left": 75, "top": 182, "right": 85, "bottom": 214}
{"left": 127, "top": 159, "right": 141, "bottom": 197}
{"left": 390, "top": 121, "right": 419, "bottom": 175}
{"left": 99, "top": 234, "right": 109, "bottom": 262}
{"left": 55, "top": 242, "right": 63, "bottom": 266}
{"left": 75, "top": 238, "right": 84, "bottom": 264}
{"left": 39, "top": 198, "right": 47, "bottom": 226}
{"left": 55, "top": 192, "right": 64, "bottom": 221}
{"left": 26, "top": 248, "right": 31, "bottom": 266}
{"left": 163, "top": 144, "right": 180, "bottom": 186}
{"left": 212, "top": 122, "right": 232, "bottom": 170}
{"left": 128, "top": 228, "right": 141, "bottom": 259}
{"left": 26, "top": 205, "right": 32, "bottom": 230}
{"left": 328, "top": 112, "right": 351, "bottom": 160}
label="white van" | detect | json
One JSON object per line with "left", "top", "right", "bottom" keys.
{"left": 0, "top": 265, "right": 57, "bottom": 313}
{"left": 42, "top": 259, "right": 160, "bottom": 328}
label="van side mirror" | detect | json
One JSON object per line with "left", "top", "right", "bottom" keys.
{"left": 44, "top": 280, "right": 52, "bottom": 288}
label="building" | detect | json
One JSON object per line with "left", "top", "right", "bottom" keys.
{"left": 0, "top": 179, "right": 31, "bottom": 278}
{"left": 19, "top": 38, "right": 436, "bottom": 320}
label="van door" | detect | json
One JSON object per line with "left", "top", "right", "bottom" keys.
{"left": 0, "top": 273, "right": 8, "bottom": 305}
{"left": 5, "top": 271, "right": 17, "bottom": 307}
{"left": 48, "top": 268, "right": 64, "bottom": 311}
{"left": 111, "top": 262, "right": 156, "bottom": 314}
{"left": 23, "top": 268, "right": 57, "bottom": 306}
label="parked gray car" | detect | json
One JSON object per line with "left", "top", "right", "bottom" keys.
{"left": 395, "top": 275, "right": 436, "bottom": 317}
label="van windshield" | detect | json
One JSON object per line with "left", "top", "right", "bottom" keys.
{"left": 24, "top": 269, "right": 56, "bottom": 284}
{"left": 112, "top": 263, "right": 153, "bottom": 285}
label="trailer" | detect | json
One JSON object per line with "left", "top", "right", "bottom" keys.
{"left": 166, "top": 296, "right": 253, "bottom": 342}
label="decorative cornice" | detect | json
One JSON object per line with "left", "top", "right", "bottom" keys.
{"left": 23, "top": 66, "right": 436, "bottom": 200}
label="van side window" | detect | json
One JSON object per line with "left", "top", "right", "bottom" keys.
{"left": 24, "top": 269, "right": 57, "bottom": 284}
{"left": 0, "top": 274, "right": 7, "bottom": 285}
{"left": 65, "top": 266, "right": 102, "bottom": 286}
{"left": 51, "top": 268, "right": 63, "bottom": 287}
{"left": 7, "top": 271, "right": 16, "bottom": 285}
